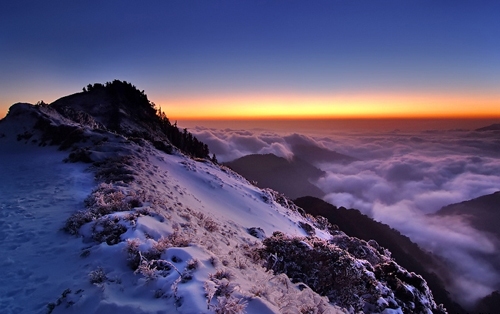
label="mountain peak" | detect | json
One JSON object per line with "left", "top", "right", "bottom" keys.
{"left": 51, "top": 80, "right": 159, "bottom": 135}
{"left": 2, "top": 80, "right": 211, "bottom": 160}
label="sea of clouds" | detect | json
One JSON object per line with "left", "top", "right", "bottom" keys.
{"left": 190, "top": 125, "right": 500, "bottom": 304}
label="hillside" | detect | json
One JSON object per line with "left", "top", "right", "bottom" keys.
{"left": 224, "top": 154, "right": 325, "bottom": 199}
{"left": 475, "top": 123, "right": 500, "bottom": 131}
{"left": 290, "top": 143, "right": 357, "bottom": 165}
{"left": 435, "top": 192, "right": 500, "bottom": 313}
{"left": 0, "top": 81, "right": 447, "bottom": 314}
{"left": 436, "top": 191, "right": 500, "bottom": 239}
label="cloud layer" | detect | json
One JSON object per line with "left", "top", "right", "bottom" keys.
{"left": 190, "top": 125, "right": 500, "bottom": 304}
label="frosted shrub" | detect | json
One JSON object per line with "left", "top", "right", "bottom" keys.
{"left": 312, "top": 215, "right": 339, "bottom": 234}
{"left": 209, "top": 269, "right": 234, "bottom": 281}
{"left": 330, "top": 234, "right": 386, "bottom": 266}
{"left": 126, "top": 238, "right": 141, "bottom": 269}
{"left": 92, "top": 216, "right": 127, "bottom": 245}
{"left": 262, "top": 188, "right": 303, "bottom": 213}
{"left": 214, "top": 295, "right": 247, "bottom": 314}
{"left": 135, "top": 260, "right": 158, "bottom": 281}
{"left": 186, "top": 258, "right": 199, "bottom": 270}
{"left": 298, "top": 221, "right": 315, "bottom": 236}
{"left": 205, "top": 266, "right": 243, "bottom": 312}
{"left": 64, "top": 210, "right": 94, "bottom": 235}
{"left": 204, "top": 217, "right": 219, "bottom": 232}
{"left": 127, "top": 234, "right": 192, "bottom": 272}
{"left": 89, "top": 267, "right": 107, "bottom": 285}
{"left": 257, "top": 232, "right": 377, "bottom": 311}
{"left": 257, "top": 232, "right": 445, "bottom": 313}
{"left": 94, "top": 156, "right": 136, "bottom": 183}
{"left": 65, "top": 183, "right": 135, "bottom": 236}
{"left": 165, "top": 231, "right": 191, "bottom": 247}
{"left": 145, "top": 232, "right": 190, "bottom": 261}
{"left": 85, "top": 184, "right": 130, "bottom": 215}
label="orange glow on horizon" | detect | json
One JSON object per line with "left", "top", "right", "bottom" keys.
{"left": 158, "top": 92, "right": 500, "bottom": 121}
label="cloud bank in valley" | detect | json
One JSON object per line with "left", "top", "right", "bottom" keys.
{"left": 190, "top": 125, "right": 500, "bottom": 304}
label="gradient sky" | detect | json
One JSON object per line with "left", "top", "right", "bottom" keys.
{"left": 1, "top": 0, "right": 500, "bottom": 120}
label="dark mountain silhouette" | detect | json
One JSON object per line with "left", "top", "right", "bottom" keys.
{"left": 224, "top": 154, "right": 325, "bottom": 199}
{"left": 435, "top": 191, "right": 500, "bottom": 313}
{"left": 475, "top": 123, "right": 500, "bottom": 131}
{"left": 475, "top": 290, "right": 500, "bottom": 313}
{"left": 436, "top": 191, "right": 500, "bottom": 239}
{"left": 291, "top": 143, "right": 357, "bottom": 165}
{"left": 49, "top": 80, "right": 210, "bottom": 159}
{"left": 294, "top": 196, "right": 466, "bottom": 314}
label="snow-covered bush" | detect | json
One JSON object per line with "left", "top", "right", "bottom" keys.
{"left": 214, "top": 295, "right": 247, "bottom": 314}
{"left": 84, "top": 183, "right": 130, "bottom": 214}
{"left": 91, "top": 216, "right": 127, "bottom": 245}
{"left": 258, "top": 232, "right": 372, "bottom": 311}
{"left": 257, "top": 232, "right": 446, "bottom": 313}
{"left": 94, "top": 156, "right": 136, "bottom": 183}
{"left": 88, "top": 267, "right": 107, "bottom": 285}
{"left": 311, "top": 215, "right": 339, "bottom": 234}
{"left": 205, "top": 267, "right": 246, "bottom": 314}
{"left": 210, "top": 269, "right": 234, "bottom": 281}
{"left": 64, "top": 182, "right": 150, "bottom": 239}
{"left": 249, "top": 274, "right": 335, "bottom": 314}
{"left": 298, "top": 221, "right": 315, "bottom": 236}
{"left": 203, "top": 217, "right": 219, "bottom": 232}
{"left": 247, "top": 227, "right": 266, "bottom": 239}
{"left": 126, "top": 232, "right": 191, "bottom": 271}
{"left": 64, "top": 209, "right": 94, "bottom": 235}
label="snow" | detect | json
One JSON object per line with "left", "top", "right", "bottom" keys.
{"left": 0, "top": 102, "right": 445, "bottom": 314}
{"left": 0, "top": 125, "right": 340, "bottom": 314}
{"left": 0, "top": 143, "right": 94, "bottom": 314}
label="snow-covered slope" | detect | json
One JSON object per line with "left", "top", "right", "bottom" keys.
{"left": 0, "top": 86, "right": 447, "bottom": 314}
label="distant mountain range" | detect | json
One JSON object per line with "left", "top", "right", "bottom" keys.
{"left": 222, "top": 139, "right": 357, "bottom": 199}
{"left": 224, "top": 153, "right": 326, "bottom": 199}
{"left": 436, "top": 191, "right": 500, "bottom": 240}
{"left": 475, "top": 123, "right": 500, "bottom": 131}
{"left": 290, "top": 143, "right": 357, "bottom": 165}
{"left": 434, "top": 191, "right": 500, "bottom": 313}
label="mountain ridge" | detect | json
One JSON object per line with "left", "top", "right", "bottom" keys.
{"left": 0, "top": 81, "right": 447, "bottom": 314}
{"left": 224, "top": 153, "right": 325, "bottom": 199}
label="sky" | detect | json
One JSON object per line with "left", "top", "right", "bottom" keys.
{"left": 1, "top": 0, "right": 500, "bottom": 121}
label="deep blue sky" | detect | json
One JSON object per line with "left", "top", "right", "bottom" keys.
{"left": 1, "top": 0, "right": 499, "bottom": 119}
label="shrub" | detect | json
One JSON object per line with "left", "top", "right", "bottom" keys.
{"left": 91, "top": 216, "right": 127, "bottom": 245}
{"left": 298, "top": 221, "right": 315, "bottom": 236}
{"left": 204, "top": 217, "right": 219, "bottom": 232}
{"left": 209, "top": 269, "right": 234, "bottom": 281}
{"left": 64, "top": 210, "right": 94, "bottom": 235}
{"left": 214, "top": 296, "right": 247, "bottom": 314}
{"left": 89, "top": 267, "right": 107, "bottom": 285}
{"left": 256, "top": 232, "right": 444, "bottom": 313}
{"left": 65, "top": 183, "right": 137, "bottom": 236}
{"left": 257, "top": 232, "right": 377, "bottom": 311}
